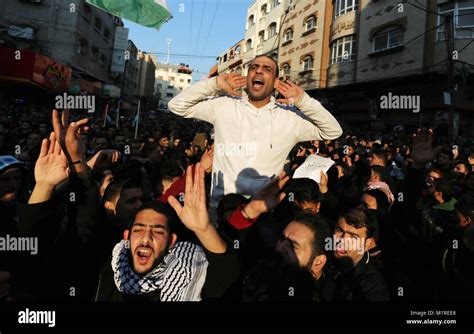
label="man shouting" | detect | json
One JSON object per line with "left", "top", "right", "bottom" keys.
{"left": 169, "top": 55, "right": 342, "bottom": 207}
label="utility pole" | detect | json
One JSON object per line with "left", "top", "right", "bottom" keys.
{"left": 444, "top": 14, "right": 457, "bottom": 142}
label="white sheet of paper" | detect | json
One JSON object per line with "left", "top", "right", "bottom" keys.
{"left": 293, "top": 154, "right": 335, "bottom": 184}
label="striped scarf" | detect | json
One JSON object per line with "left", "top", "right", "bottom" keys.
{"left": 111, "top": 240, "right": 209, "bottom": 301}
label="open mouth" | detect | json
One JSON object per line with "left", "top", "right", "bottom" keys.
{"left": 252, "top": 77, "right": 265, "bottom": 90}
{"left": 135, "top": 246, "right": 153, "bottom": 265}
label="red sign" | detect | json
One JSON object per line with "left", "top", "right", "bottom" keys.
{"left": 0, "top": 48, "right": 71, "bottom": 92}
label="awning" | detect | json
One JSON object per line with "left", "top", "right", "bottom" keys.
{"left": 0, "top": 47, "right": 71, "bottom": 92}
{"left": 208, "top": 64, "right": 218, "bottom": 78}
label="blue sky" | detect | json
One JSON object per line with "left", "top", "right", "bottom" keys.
{"left": 124, "top": 0, "right": 253, "bottom": 82}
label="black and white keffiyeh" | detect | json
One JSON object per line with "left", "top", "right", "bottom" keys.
{"left": 111, "top": 240, "right": 209, "bottom": 301}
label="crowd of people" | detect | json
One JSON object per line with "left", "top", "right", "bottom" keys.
{"left": 0, "top": 55, "right": 473, "bottom": 302}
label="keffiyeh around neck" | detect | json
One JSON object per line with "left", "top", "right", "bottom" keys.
{"left": 111, "top": 240, "right": 209, "bottom": 301}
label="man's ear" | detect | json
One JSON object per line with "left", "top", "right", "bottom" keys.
{"left": 311, "top": 254, "right": 327, "bottom": 279}
{"left": 365, "top": 236, "right": 376, "bottom": 250}
{"left": 104, "top": 200, "right": 116, "bottom": 215}
{"left": 170, "top": 233, "right": 178, "bottom": 247}
{"left": 123, "top": 229, "right": 129, "bottom": 240}
{"left": 315, "top": 202, "right": 321, "bottom": 214}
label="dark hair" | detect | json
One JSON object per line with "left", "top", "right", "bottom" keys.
{"left": 371, "top": 165, "right": 389, "bottom": 183}
{"left": 292, "top": 213, "right": 331, "bottom": 258}
{"left": 159, "top": 160, "right": 183, "bottom": 180}
{"left": 130, "top": 201, "right": 177, "bottom": 234}
{"left": 371, "top": 149, "right": 388, "bottom": 166}
{"left": 433, "top": 178, "right": 454, "bottom": 202}
{"left": 341, "top": 208, "right": 377, "bottom": 239}
{"left": 103, "top": 179, "right": 140, "bottom": 204}
{"left": 285, "top": 178, "right": 321, "bottom": 204}
{"left": 253, "top": 55, "right": 279, "bottom": 78}
{"left": 142, "top": 142, "right": 160, "bottom": 158}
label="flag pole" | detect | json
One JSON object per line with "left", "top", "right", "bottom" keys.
{"left": 103, "top": 102, "right": 109, "bottom": 127}
{"left": 116, "top": 100, "right": 121, "bottom": 129}
{"left": 135, "top": 100, "right": 141, "bottom": 139}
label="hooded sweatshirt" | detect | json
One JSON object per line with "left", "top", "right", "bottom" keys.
{"left": 168, "top": 77, "right": 343, "bottom": 207}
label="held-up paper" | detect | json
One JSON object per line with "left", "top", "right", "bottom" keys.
{"left": 293, "top": 154, "right": 335, "bottom": 184}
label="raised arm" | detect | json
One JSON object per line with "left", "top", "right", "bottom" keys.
{"left": 275, "top": 80, "right": 343, "bottom": 142}
{"left": 168, "top": 163, "right": 227, "bottom": 254}
{"left": 168, "top": 74, "right": 246, "bottom": 124}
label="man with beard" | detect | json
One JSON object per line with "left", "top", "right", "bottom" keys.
{"left": 169, "top": 55, "right": 342, "bottom": 208}
{"left": 95, "top": 164, "right": 239, "bottom": 301}
{"left": 331, "top": 209, "right": 390, "bottom": 301}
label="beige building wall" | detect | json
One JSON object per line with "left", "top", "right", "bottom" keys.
{"left": 217, "top": 40, "right": 244, "bottom": 74}
{"left": 242, "top": 0, "right": 289, "bottom": 75}
{"left": 278, "top": 0, "right": 331, "bottom": 90}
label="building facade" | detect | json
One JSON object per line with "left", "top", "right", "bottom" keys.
{"left": 217, "top": 39, "right": 244, "bottom": 75}
{"left": 155, "top": 63, "right": 192, "bottom": 109}
{"left": 242, "top": 0, "right": 290, "bottom": 74}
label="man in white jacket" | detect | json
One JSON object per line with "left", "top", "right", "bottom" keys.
{"left": 168, "top": 55, "right": 342, "bottom": 208}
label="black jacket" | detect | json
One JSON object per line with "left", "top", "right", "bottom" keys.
{"left": 331, "top": 252, "right": 390, "bottom": 301}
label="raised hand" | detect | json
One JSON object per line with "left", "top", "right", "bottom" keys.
{"left": 52, "top": 110, "right": 89, "bottom": 162}
{"left": 275, "top": 79, "right": 304, "bottom": 106}
{"left": 168, "top": 163, "right": 226, "bottom": 253}
{"left": 168, "top": 163, "right": 210, "bottom": 233}
{"left": 411, "top": 128, "right": 443, "bottom": 168}
{"left": 242, "top": 171, "right": 289, "bottom": 219}
{"left": 216, "top": 73, "right": 247, "bottom": 97}
{"left": 319, "top": 171, "right": 329, "bottom": 194}
{"left": 87, "top": 149, "right": 121, "bottom": 170}
{"left": 29, "top": 132, "right": 68, "bottom": 204}
{"left": 200, "top": 146, "right": 214, "bottom": 173}
{"left": 34, "top": 132, "right": 68, "bottom": 187}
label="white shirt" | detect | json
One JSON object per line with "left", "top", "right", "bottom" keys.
{"left": 168, "top": 77, "right": 343, "bottom": 207}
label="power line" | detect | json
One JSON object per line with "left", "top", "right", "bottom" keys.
{"left": 197, "top": 0, "right": 221, "bottom": 68}
{"left": 194, "top": 0, "right": 207, "bottom": 56}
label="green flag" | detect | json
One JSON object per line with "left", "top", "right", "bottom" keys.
{"left": 86, "top": 0, "right": 172, "bottom": 29}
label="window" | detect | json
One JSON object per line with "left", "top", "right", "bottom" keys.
{"left": 437, "top": 1, "right": 474, "bottom": 39}
{"left": 91, "top": 46, "right": 99, "bottom": 61}
{"left": 103, "top": 28, "right": 110, "bottom": 41}
{"left": 94, "top": 17, "right": 102, "bottom": 33}
{"left": 180, "top": 79, "right": 184, "bottom": 82}
{"left": 77, "top": 38, "right": 87, "bottom": 55}
{"left": 271, "top": 0, "right": 280, "bottom": 9}
{"left": 100, "top": 54, "right": 107, "bottom": 67}
{"left": 268, "top": 22, "right": 277, "bottom": 38}
{"left": 282, "top": 63, "right": 291, "bottom": 75}
{"left": 305, "top": 16, "right": 316, "bottom": 31}
{"left": 334, "top": 0, "right": 359, "bottom": 18}
{"left": 167, "top": 85, "right": 173, "bottom": 89}
{"left": 235, "top": 45, "right": 241, "bottom": 58}
{"left": 302, "top": 55, "right": 314, "bottom": 71}
{"left": 166, "top": 93, "right": 174, "bottom": 97}
{"left": 223, "top": 54, "right": 228, "bottom": 62}
{"left": 188, "top": 79, "right": 191, "bottom": 83}
{"left": 284, "top": 28, "right": 293, "bottom": 42}
{"left": 248, "top": 15, "right": 255, "bottom": 28}
{"left": 246, "top": 39, "right": 253, "bottom": 51}
{"left": 372, "top": 26, "right": 404, "bottom": 52}
{"left": 330, "top": 35, "right": 357, "bottom": 64}
{"left": 261, "top": 4, "right": 268, "bottom": 16}
{"left": 158, "top": 76, "right": 164, "bottom": 80}
{"left": 258, "top": 31, "right": 265, "bottom": 45}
